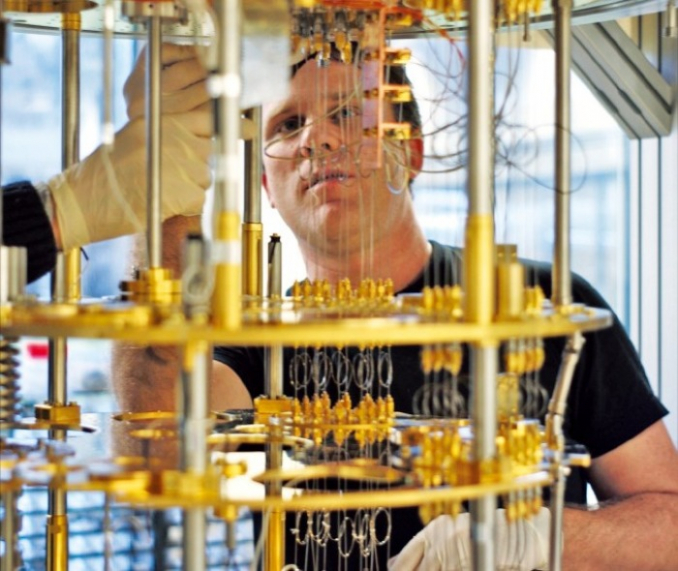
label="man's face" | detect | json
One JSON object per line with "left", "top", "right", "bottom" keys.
{"left": 262, "top": 59, "right": 420, "bottom": 255}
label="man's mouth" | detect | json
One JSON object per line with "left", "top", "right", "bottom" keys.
{"left": 308, "top": 170, "right": 352, "bottom": 189}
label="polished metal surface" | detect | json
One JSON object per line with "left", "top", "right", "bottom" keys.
{"left": 244, "top": 107, "right": 263, "bottom": 225}
{"left": 553, "top": 0, "right": 574, "bottom": 308}
{"left": 146, "top": 19, "right": 162, "bottom": 269}
{"left": 547, "top": 332, "right": 586, "bottom": 571}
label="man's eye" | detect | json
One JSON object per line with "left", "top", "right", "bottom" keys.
{"left": 333, "top": 106, "right": 361, "bottom": 121}
{"left": 275, "top": 116, "right": 304, "bottom": 135}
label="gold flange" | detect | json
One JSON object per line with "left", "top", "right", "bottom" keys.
{"left": 1, "top": 299, "right": 613, "bottom": 346}
{"left": 4, "top": 0, "right": 96, "bottom": 14}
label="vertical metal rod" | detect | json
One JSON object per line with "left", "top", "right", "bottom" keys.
{"left": 181, "top": 235, "right": 212, "bottom": 571}
{"left": 211, "top": 0, "right": 243, "bottom": 329}
{"left": 264, "top": 234, "right": 284, "bottom": 570}
{"left": 266, "top": 235, "right": 283, "bottom": 399}
{"left": 466, "top": 0, "right": 497, "bottom": 569}
{"left": 146, "top": 18, "right": 162, "bottom": 269}
{"left": 244, "top": 107, "right": 263, "bottom": 221}
{"left": 45, "top": 22, "right": 81, "bottom": 570}
{"left": 552, "top": 0, "right": 573, "bottom": 308}
{"left": 102, "top": 0, "right": 115, "bottom": 146}
{"left": 63, "top": 24, "right": 81, "bottom": 302}
{"left": 181, "top": 342, "right": 210, "bottom": 571}
{"left": 264, "top": 418, "right": 285, "bottom": 571}
{"left": 1, "top": 491, "right": 17, "bottom": 571}
{"left": 467, "top": 0, "right": 495, "bottom": 218}
{"left": 242, "top": 107, "right": 263, "bottom": 297}
{"left": 546, "top": 332, "right": 585, "bottom": 571}
{"left": 470, "top": 347, "right": 497, "bottom": 571}
{"left": 181, "top": 325, "right": 210, "bottom": 469}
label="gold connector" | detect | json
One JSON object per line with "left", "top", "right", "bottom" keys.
{"left": 46, "top": 514, "right": 69, "bottom": 571}
{"left": 120, "top": 267, "right": 181, "bottom": 305}
{"left": 34, "top": 402, "right": 81, "bottom": 423}
{"left": 254, "top": 396, "right": 294, "bottom": 425}
{"left": 61, "top": 12, "right": 81, "bottom": 30}
{"left": 242, "top": 222, "right": 263, "bottom": 297}
{"left": 65, "top": 249, "right": 81, "bottom": 302}
{"left": 463, "top": 214, "right": 495, "bottom": 325}
{"left": 212, "top": 211, "right": 242, "bottom": 330}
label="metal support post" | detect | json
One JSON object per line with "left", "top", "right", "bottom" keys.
{"left": 466, "top": 0, "right": 498, "bottom": 569}
{"left": 146, "top": 17, "right": 163, "bottom": 269}
{"left": 45, "top": 18, "right": 82, "bottom": 569}
{"left": 264, "top": 234, "right": 284, "bottom": 569}
{"left": 181, "top": 235, "right": 213, "bottom": 570}
{"left": 546, "top": 332, "right": 585, "bottom": 571}
{"left": 211, "top": 0, "right": 243, "bottom": 329}
{"left": 552, "top": 0, "right": 574, "bottom": 308}
{"left": 243, "top": 107, "right": 263, "bottom": 297}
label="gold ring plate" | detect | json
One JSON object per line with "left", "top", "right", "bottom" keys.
{"left": 4, "top": 0, "right": 665, "bottom": 37}
{"left": 4, "top": 0, "right": 282, "bottom": 39}
{"left": 1, "top": 299, "right": 613, "bottom": 346}
{"left": 111, "top": 470, "right": 551, "bottom": 511}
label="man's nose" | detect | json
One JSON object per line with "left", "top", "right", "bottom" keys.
{"left": 299, "top": 117, "right": 342, "bottom": 158}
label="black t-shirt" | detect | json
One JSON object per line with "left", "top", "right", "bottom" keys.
{"left": 214, "top": 240, "right": 668, "bottom": 569}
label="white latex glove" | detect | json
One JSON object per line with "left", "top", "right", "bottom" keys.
{"left": 124, "top": 43, "right": 210, "bottom": 121}
{"left": 124, "top": 43, "right": 256, "bottom": 140}
{"left": 388, "top": 508, "right": 551, "bottom": 571}
{"left": 47, "top": 111, "right": 211, "bottom": 251}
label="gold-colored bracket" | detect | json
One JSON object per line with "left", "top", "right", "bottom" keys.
{"left": 34, "top": 402, "right": 81, "bottom": 424}
{"left": 120, "top": 267, "right": 181, "bottom": 305}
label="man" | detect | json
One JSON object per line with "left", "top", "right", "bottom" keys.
{"left": 1, "top": 44, "right": 211, "bottom": 284}
{"left": 113, "top": 48, "right": 678, "bottom": 570}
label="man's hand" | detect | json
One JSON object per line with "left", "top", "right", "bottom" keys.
{"left": 44, "top": 43, "right": 213, "bottom": 251}
{"left": 47, "top": 111, "right": 211, "bottom": 251}
{"left": 388, "top": 508, "right": 551, "bottom": 571}
{"left": 124, "top": 43, "right": 209, "bottom": 121}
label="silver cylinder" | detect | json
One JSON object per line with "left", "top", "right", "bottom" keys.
{"left": 266, "top": 235, "right": 283, "bottom": 398}
{"left": 102, "top": 0, "right": 115, "bottom": 145}
{"left": 146, "top": 18, "right": 163, "bottom": 268}
{"left": 470, "top": 345, "right": 497, "bottom": 571}
{"left": 213, "top": 0, "right": 242, "bottom": 216}
{"left": 552, "top": 0, "right": 573, "bottom": 307}
{"left": 180, "top": 344, "right": 210, "bottom": 571}
{"left": 244, "top": 107, "right": 263, "bottom": 223}
{"left": 468, "top": 0, "right": 495, "bottom": 216}
{"left": 180, "top": 235, "right": 212, "bottom": 571}
{"left": 62, "top": 30, "right": 80, "bottom": 169}
{"left": 267, "top": 234, "right": 282, "bottom": 300}
{"left": 180, "top": 349, "right": 211, "bottom": 473}
{"left": 467, "top": 0, "right": 497, "bottom": 568}
{"left": 183, "top": 509, "right": 207, "bottom": 570}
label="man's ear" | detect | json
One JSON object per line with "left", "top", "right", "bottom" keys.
{"left": 406, "top": 137, "right": 424, "bottom": 181}
{"left": 262, "top": 172, "right": 275, "bottom": 209}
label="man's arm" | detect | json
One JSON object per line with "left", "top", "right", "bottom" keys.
{"left": 112, "top": 215, "right": 253, "bottom": 414}
{"left": 563, "top": 420, "right": 678, "bottom": 570}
